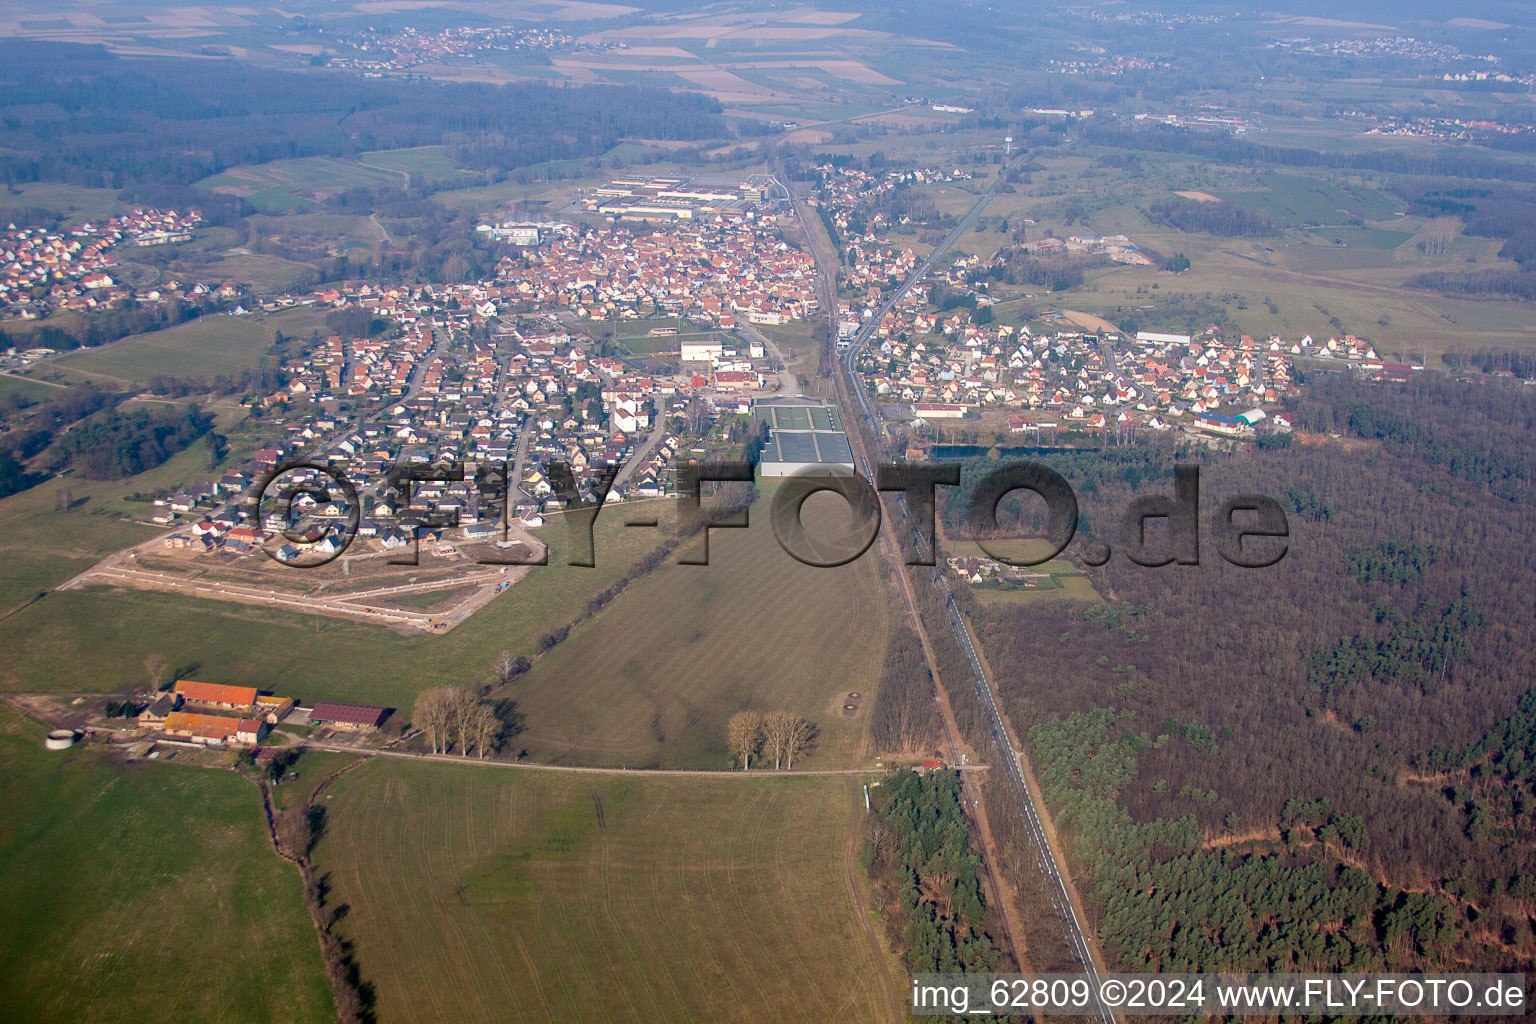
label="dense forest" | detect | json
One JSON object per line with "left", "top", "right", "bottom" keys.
{"left": 943, "top": 374, "right": 1536, "bottom": 973}
{"left": 0, "top": 43, "right": 726, "bottom": 189}
{"left": 863, "top": 770, "right": 1007, "bottom": 975}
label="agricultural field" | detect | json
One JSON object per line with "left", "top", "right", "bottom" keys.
{"left": 1213, "top": 172, "right": 1402, "bottom": 228}
{"left": 0, "top": 373, "right": 66, "bottom": 405}
{"left": 196, "top": 157, "right": 404, "bottom": 215}
{"left": 313, "top": 758, "right": 895, "bottom": 1024}
{"left": 508, "top": 496, "right": 888, "bottom": 769}
{"left": 45, "top": 306, "right": 328, "bottom": 386}
{"left": 0, "top": 498, "right": 678, "bottom": 713}
{"left": 0, "top": 705, "right": 332, "bottom": 1023}
{"left": 359, "top": 145, "right": 480, "bottom": 186}
{"left": 887, "top": 146, "right": 1536, "bottom": 365}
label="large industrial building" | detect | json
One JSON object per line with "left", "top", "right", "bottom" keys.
{"left": 754, "top": 398, "right": 857, "bottom": 477}
{"left": 580, "top": 176, "right": 764, "bottom": 222}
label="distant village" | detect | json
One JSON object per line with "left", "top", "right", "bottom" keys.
{"left": 0, "top": 208, "right": 205, "bottom": 318}
{"left": 4, "top": 169, "right": 1419, "bottom": 577}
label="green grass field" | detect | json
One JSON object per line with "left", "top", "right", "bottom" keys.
{"left": 0, "top": 182, "right": 128, "bottom": 225}
{"left": 47, "top": 306, "right": 328, "bottom": 385}
{"left": 359, "top": 146, "right": 479, "bottom": 186}
{"left": 0, "top": 373, "right": 66, "bottom": 404}
{"left": 196, "top": 157, "right": 403, "bottom": 215}
{"left": 509, "top": 500, "right": 888, "bottom": 769}
{"left": 1214, "top": 172, "right": 1401, "bottom": 228}
{"left": 0, "top": 706, "right": 332, "bottom": 1023}
{"left": 0, "top": 500, "right": 673, "bottom": 707}
{"left": 314, "top": 758, "right": 892, "bottom": 1024}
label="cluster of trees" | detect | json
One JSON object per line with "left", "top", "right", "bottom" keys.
{"left": 1289, "top": 373, "right": 1536, "bottom": 503}
{"left": 1441, "top": 348, "right": 1536, "bottom": 379}
{"left": 975, "top": 247, "right": 1091, "bottom": 292}
{"left": 1418, "top": 689, "right": 1536, "bottom": 848}
{"left": 869, "top": 619, "right": 939, "bottom": 753}
{"left": 1344, "top": 539, "right": 1432, "bottom": 585}
{"left": 1305, "top": 596, "right": 1484, "bottom": 707}
{"left": 1406, "top": 183, "right": 1536, "bottom": 266}
{"left": 1404, "top": 268, "right": 1536, "bottom": 300}
{"left": 1147, "top": 196, "right": 1277, "bottom": 237}
{"left": 1028, "top": 709, "right": 1464, "bottom": 972}
{"left": 411, "top": 686, "right": 504, "bottom": 758}
{"left": 862, "top": 770, "right": 1004, "bottom": 974}
{"left": 55, "top": 403, "right": 212, "bottom": 479}
{"left": 725, "top": 710, "right": 814, "bottom": 770}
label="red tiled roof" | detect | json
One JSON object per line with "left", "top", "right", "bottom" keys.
{"left": 175, "top": 680, "right": 258, "bottom": 706}
{"left": 309, "top": 702, "right": 387, "bottom": 727}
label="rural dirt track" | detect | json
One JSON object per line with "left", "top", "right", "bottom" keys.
{"left": 307, "top": 742, "right": 988, "bottom": 779}
{"left": 842, "top": 776, "right": 904, "bottom": 1023}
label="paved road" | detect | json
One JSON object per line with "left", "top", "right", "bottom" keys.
{"left": 735, "top": 322, "right": 800, "bottom": 395}
{"left": 611, "top": 417, "right": 666, "bottom": 489}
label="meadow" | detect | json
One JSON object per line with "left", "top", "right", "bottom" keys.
{"left": 313, "top": 758, "right": 896, "bottom": 1024}
{"left": 0, "top": 705, "right": 332, "bottom": 1023}
{"left": 196, "top": 157, "right": 404, "bottom": 215}
{"left": 359, "top": 145, "right": 482, "bottom": 186}
{"left": 46, "top": 306, "right": 329, "bottom": 386}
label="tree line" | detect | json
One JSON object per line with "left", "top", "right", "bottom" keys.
{"left": 1147, "top": 196, "right": 1277, "bottom": 237}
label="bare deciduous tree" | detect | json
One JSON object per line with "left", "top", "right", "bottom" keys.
{"left": 468, "top": 703, "right": 499, "bottom": 758}
{"left": 447, "top": 686, "right": 477, "bottom": 756}
{"left": 491, "top": 650, "right": 525, "bottom": 686}
{"left": 413, "top": 687, "right": 454, "bottom": 754}
{"left": 784, "top": 716, "right": 814, "bottom": 769}
{"left": 763, "top": 710, "right": 795, "bottom": 770}
{"left": 727, "top": 711, "right": 763, "bottom": 771}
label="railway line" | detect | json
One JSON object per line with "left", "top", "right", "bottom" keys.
{"left": 797, "top": 155, "right": 1118, "bottom": 1024}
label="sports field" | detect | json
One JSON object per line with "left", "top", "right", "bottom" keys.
{"left": 0, "top": 706, "right": 332, "bottom": 1023}
{"left": 313, "top": 758, "right": 893, "bottom": 1024}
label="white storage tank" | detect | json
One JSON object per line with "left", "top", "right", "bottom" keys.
{"left": 44, "top": 729, "right": 77, "bottom": 751}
